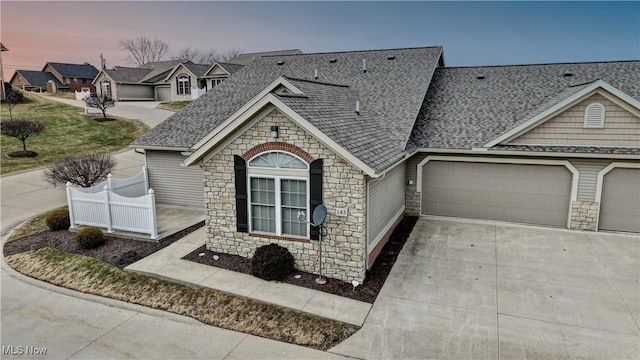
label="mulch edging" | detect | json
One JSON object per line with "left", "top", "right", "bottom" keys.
{"left": 183, "top": 216, "right": 418, "bottom": 304}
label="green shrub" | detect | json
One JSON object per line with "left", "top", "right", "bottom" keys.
{"left": 250, "top": 243, "right": 295, "bottom": 281}
{"left": 74, "top": 227, "right": 106, "bottom": 249}
{"left": 45, "top": 209, "right": 70, "bottom": 231}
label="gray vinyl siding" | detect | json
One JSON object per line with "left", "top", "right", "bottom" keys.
{"left": 118, "top": 84, "right": 154, "bottom": 100}
{"left": 367, "top": 163, "right": 405, "bottom": 247}
{"left": 146, "top": 151, "right": 204, "bottom": 208}
{"left": 571, "top": 159, "right": 610, "bottom": 201}
{"left": 599, "top": 168, "right": 640, "bottom": 233}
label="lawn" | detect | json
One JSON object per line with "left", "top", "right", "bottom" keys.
{"left": 156, "top": 101, "right": 190, "bottom": 111}
{"left": 1, "top": 92, "right": 148, "bottom": 174}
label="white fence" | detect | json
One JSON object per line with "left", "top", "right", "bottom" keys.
{"left": 75, "top": 89, "right": 91, "bottom": 100}
{"left": 191, "top": 87, "right": 206, "bottom": 100}
{"left": 66, "top": 168, "right": 158, "bottom": 239}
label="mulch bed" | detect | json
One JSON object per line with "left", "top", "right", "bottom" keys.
{"left": 7, "top": 151, "right": 38, "bottom": 158}
{"left": 182, "top": 216, "right": 418, "bottom": 304}
{"left": 3, "top": 221, "right": 204, "bottom": 268}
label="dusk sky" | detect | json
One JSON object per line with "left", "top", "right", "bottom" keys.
{"left": 2, "top": 1, "right": 639, "bottom": 79}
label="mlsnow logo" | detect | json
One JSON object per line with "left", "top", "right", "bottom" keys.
{"left": 2, "top": 345, "right": 48, "bottom": 356}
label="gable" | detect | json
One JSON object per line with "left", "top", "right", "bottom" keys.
{"left": 204, "top": 64, "right": 229, "bottom": 77}
{"left": 42, "top": 64, "right": 63, "bottom": 82}
{"left": 164, "top": 63, "right": 196, "bottom": 82}
{"left": 10, "top": 72, "right": 30, "bottom": 86}
{"left": 508, "top": 92, "right": 640, "bottom": 147}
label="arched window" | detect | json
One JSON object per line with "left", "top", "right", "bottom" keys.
{"left": 101, "top": 80, "right": 111, "bottom": 98}
{"left": 247, "top": 151, "right": 309, "bottom": 237}
{"left": 584, "top": 102, "right": 605, "bottom": 128}
{"left": 177, "top": 74, "right": 190, "bottom": 95}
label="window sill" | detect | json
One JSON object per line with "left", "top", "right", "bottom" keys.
{"left": 249, "top": 232, "right": 310, "bottom": 243}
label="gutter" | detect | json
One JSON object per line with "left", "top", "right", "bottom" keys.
{"left": 416, "top": 147, "right": 640, "bottom": 160}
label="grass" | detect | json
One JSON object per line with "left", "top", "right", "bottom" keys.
{"left": 6, "top": 248, "right": 358, "bottom": 350}
{"left": 1, "top": 92, "right": 148, "bottom": 174}
{"left": 47, "top": 92, "right": 75, "bottom": 99}
{"left": 157, "top": 101, "right": 190, "bottom": 111}
{"left": 5, "top": 207, "right": 67, "bottom": 243}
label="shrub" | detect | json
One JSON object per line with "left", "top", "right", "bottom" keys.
{"left": 45, "top": 209, "right": 70, "bottom": 231}
{"left": 44, "top": 153, "right": 115, "bottom": 188}
{"left": 250, "top": 243, "right": 295, "bottom": 281}
{"left": 74, "top": 227, "right": 106, "bottom": 249}
{"left": 0, "top": 119, "right": 45, "bottom": 155}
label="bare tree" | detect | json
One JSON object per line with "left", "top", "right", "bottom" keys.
{"left": 170, "top": 47, "right": 243, "bottom": 64}
{"left": 1, "top": 119, "right": 45, "bottom": 155}
{"left": 3, "top": 87, "right": 25, "bottom": 120}
{"left": 119, "top": 36, "right": 169, "bottom": 66}
{"left": 85, "top": 95, "right": 115, "bottom": 120}
{"left": 44, "top": 153, "right": 116, "bottom": 188}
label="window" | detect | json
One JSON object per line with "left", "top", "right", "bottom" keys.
{"left": 82, "top": 79, "right": 87, "bottom": 84}
{"left": 73, "top": 77, "right": 78, "bottom": 83}
{"left": 211, "top": 78, "right": 224, "bottom": 88}
{"left": 584, "top": 102, "right": 605, "bottom": 128}
{"left": 101, "top": 80, "right": 111, "bottom": 97}
{"left": 247, "top": 152, "right": 309, "bottom": 237}
{"left": 177, "top": 75, "right": 190, "bottom": 95}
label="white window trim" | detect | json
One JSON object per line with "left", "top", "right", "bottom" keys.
{"left": 177, "top": 75, "right": 190, "bottom": 95}
{"left": 583, "top": 102, "right": 606, "bottom": 128}
{"left": 247, "top": 151, "right": 310, "bottom": 238}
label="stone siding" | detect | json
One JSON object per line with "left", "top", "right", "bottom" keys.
{"left": 405, "top": 189, "right": 420, "bottom": 216}
{"left": 569, "top": 201, "right": 599, "bottom": 231}
{"left": 203, "top": 108, "right": 367, "bottom": 282}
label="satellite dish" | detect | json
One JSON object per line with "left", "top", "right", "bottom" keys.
{"left": 312, "top": 204, "right": 327, "bottom": 226}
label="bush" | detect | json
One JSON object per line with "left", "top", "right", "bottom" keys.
{"left": 74, "top": 227, "right": 106, "bottom": 249}
{"left": 44, "top": 153, "right": 115, "bottom": 188}
{"left": 45, "top": 209, "right": 70, "bottom": 231}
{"left": 250, "top": 243, "right": 295, "bottom": 281}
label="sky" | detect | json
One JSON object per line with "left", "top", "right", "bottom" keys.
{"left": 1, "top": 1, "right": 639, "bottom": 79}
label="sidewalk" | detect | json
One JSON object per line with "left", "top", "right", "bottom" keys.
{"left": 125, "top": 227, "right": 372, "bottom": 327}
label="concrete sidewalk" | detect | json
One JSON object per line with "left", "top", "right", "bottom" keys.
{"left": 125, "top": 227, "right": 372, "bottom": 327}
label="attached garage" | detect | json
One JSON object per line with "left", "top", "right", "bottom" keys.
{"left": 598, "top": 167, "right": 640, "bottom": 233}
{"left": 420, "top": 160, "right": 573, "bottom": 227}
{"left": 156, "top": 86, "right": 171, "bottom": 101}
{"left": 146, "top": 151, "right": 204, "bottom": 208}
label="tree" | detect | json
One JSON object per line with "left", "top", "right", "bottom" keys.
{"left": 0, "top": 119, "right": 45, "bottom": 156}
{"left": 85, "top": 95, "right": 115, "bottom": 120}
{"left": 44, "top": 153, "right": 116, "bottom": 188}
{"left": 170, "top": 47, "right": 243, "bottom": 64}
{"left": 119, "top": 36, "right": 169, "bottom": 66}
{"left": 3, "top": 86, "right": 25, "bottom": 120}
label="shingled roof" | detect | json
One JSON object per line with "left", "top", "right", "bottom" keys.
{"left": 133, "top": 47, "right": 444, "bottom": 172}
{"left": 216, "top": 62, "right": 244, "bottom": 75}
{"left": 13, "top": 70, "right": 66, "bottom": 88}
{"left": 102, "top": 67, "right": 151, "bottom": 83}
{"left": 227, "top": 49, "right": 303, "bottom": 66}
{"left": 45, "top": 62, "right": 99, "bottom": 79}
{"left": 409, "top": 61, "right": 640, "bottom": 150}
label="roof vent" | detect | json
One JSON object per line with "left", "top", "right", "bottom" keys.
{"left": 277, "top": 61, "right": 285, "bottom": 66}
{"left": 476, "top": 75, "right": 485, "bottom": 80}
{"left": 563, "top": 71, "right": 573, "bottom": 77}
{"left": 355, "top": 100, "right": 360, "bottom": 115}
{"left": 362, "top": 59, "right": 367, "bottom": 73}
{"left": 387, "top": 55, "right": 396, "bottom": 60}
{"left": 314, "top": 68, "right": 318, "bottom": 80}
{"left": 329, "top": 58, "right": 337, "bottom": 63}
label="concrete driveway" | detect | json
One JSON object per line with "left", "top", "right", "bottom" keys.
{"left": 331, "top": 218, "right": 639, "bottom": 359}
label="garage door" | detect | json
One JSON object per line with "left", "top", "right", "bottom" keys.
{"left": 156, "top": 86, "right": 171, "bottom": 101}
{"left": 599, "top": 168, "right": 640, "bottom": 233}
{"left": 421, "top": 161, "right": 572, "bottom": 227}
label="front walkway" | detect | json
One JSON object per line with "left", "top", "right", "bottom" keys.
{"left": 330, "top": 217, "right": 639, "bottom": 359}
{"left": 125, "top": 228, "right": 372, "bottom": 326}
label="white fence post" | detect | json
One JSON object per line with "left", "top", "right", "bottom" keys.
{"left": 107, "top": 173, "right": 113, "bottom": 189}
{"left": 103, "top": 184, "right": 113, "bottom": 233}
{"left": 66, "top": 182, "right": 76, "bottom": 229}
{"left": 148, "top": 188, "right": 158, "bottom": 239}
{"left": 143, "top": 166, "right": 149, "bottom": 193}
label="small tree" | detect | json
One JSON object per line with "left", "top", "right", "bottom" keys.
{"left": 4, "top": 88, "right": 25, "bottom": 120}
{"left": 0, "top": 119, "right": 45, "bottom": 156}
{"left": 85, "top": 95, "right": 114, "bottom": 120}
{"left": 44, "top": 153, "right": 116, "bottom": 188}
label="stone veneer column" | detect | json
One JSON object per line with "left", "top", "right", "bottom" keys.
{"left": 569, "top": 201, "right": 599, "bottom": 231}
{"left": 202, "top": 109, "right": 367, "bottom": 282}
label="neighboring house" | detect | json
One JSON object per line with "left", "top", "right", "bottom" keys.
{"left": 9, "top": 62, "right": 98, "bottom": 93}
{"left": 1, "top": 43, "right": 8, "bottom": 100}
{"left": 131, "top": 46, "right": 640, "bottom": 283}
{"left": 10, "top": 70, "right": 67, "bottom": 92}
{"left": 93, "top": 59, "right": 188, "bottom": 101}
{"left": 163, "top": 62, "right": 245, "bottom": 101}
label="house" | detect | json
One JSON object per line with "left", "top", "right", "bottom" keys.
{"left": 9, "top": 62, "right": 98, "bottom": 93}
{"left": 1, "top": 43, "right": 8, "bottom": 100}
{"left": 131, "top": 46, "right": 640, "bottom": 283}
{"left": 94, "top": 50, "right": 302, "bottom": 102}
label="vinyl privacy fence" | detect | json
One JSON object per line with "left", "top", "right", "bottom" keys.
{"left": 66, "top": 167, "right": 158, "bottom": 239}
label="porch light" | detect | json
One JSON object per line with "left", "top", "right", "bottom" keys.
{"left": 270, "top": 125, "right": 279, "bottom": 138}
